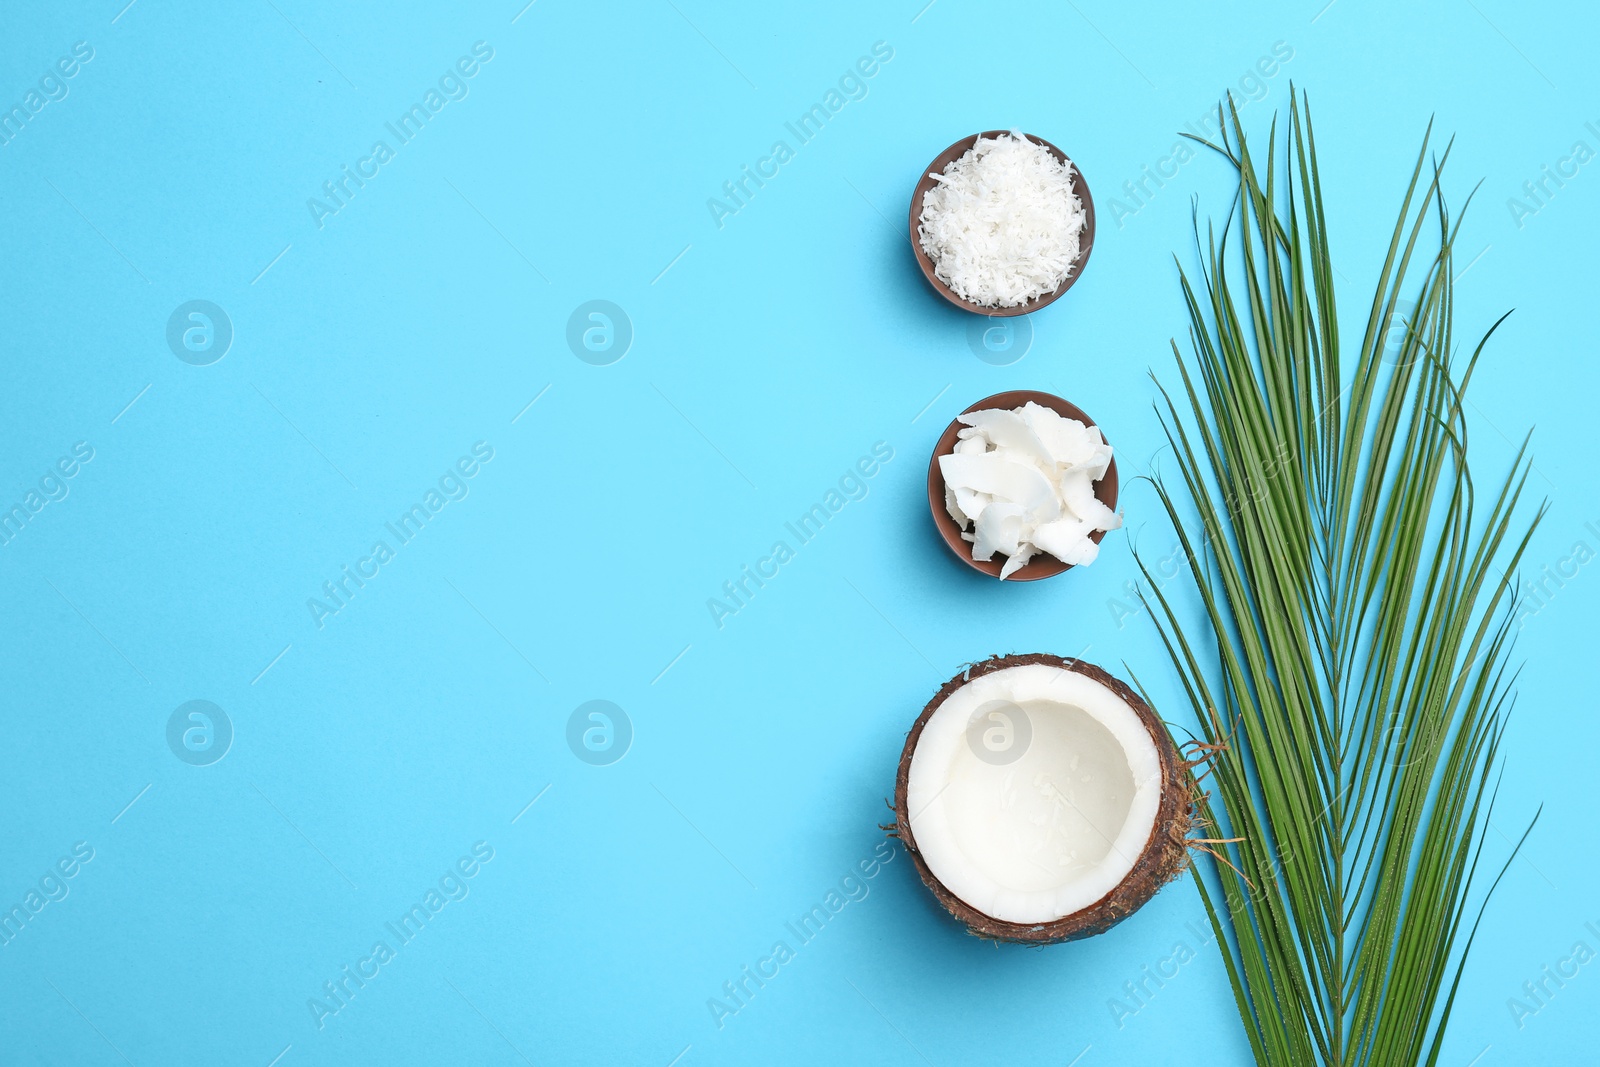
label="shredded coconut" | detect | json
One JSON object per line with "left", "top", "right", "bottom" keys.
{"left": 918, "top": 131, "right": 1086, "bottom": 309}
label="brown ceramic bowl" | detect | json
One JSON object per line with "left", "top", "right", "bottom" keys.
{"left": 909, "top": 130, "right": 1095, "bottom": 318}
{"left": 927, "top": 389, "right": 1118, "bottom": 581}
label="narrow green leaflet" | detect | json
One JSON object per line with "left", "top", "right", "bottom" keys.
{"left": 1137, "top": 92, "right": 1544, "bottom": 1067}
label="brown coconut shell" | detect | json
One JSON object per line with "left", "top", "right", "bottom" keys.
{"left": 891, "top": 652, "right": 1191, "bottom": 944}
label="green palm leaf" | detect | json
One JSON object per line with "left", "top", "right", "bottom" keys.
{"left": 1137, "top": 91, "right": 1544, "bottom": 1067}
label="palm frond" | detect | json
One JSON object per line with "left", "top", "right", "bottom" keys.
{"left": 1138, "top": 90, "right": 1544, "bottom": 1067}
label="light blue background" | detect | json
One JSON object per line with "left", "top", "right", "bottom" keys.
{"left": 2, "top": 1, "right": 1595, "bottom": 1064}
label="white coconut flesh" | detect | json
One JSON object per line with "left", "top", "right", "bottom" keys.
{"left": 906, "top": 663, "right": 1163, "bottom": 925}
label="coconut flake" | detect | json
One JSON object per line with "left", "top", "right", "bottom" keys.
{"left": 1033, "top": 518, "right": 1102, "bottom": 567}
{"left": 944, "top": 485, "right": 967, "bottom": 526}
{"left": 972, "top": 503, "right": 1027, "bottom": 561}
{"left": 998, "top": 542, "right": 1036, "bottom": 580}
{"left": 918, "top": 131, "right": 1087, "bottom": 309}
{"left": 953, "top": 434, "right": 988, "bottom": 456}
{"left": 956, "top": 408, "right": 1054, "bottom": 470}
{"left": 940, "top": 403, "right": 1119, "bottom": 576}
{"left": 953, "top": 486, "right": 991, "bottom": 523}
{"left": 938, "top": 452, "right": 1059, "bottom": 522}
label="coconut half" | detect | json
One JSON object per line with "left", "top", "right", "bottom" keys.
{"left": 892, "top": 653, "right": 1190, "bottom": 942}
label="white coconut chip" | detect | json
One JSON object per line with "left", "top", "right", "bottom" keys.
{"left": 937, "top": 452, "right": 1060, "bottom": 522}
{"left": 972, "top": 502, "right": 1027, "bottom": 562}
{"left": 1033, "top": 517, "right": 1102, "bottom": 567}
{"left": 953, "top": 434, "right": 988, "bottom": 456}
{"left": 939, "top": 402, "right": 1120, "bottom": 576}
{"left": 944, "top": 485, "right": 967, "bottom": 526}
